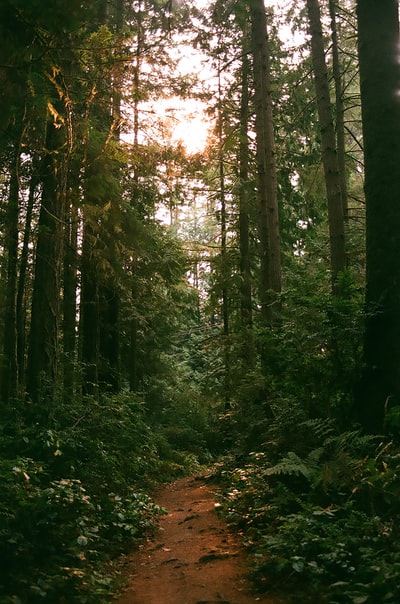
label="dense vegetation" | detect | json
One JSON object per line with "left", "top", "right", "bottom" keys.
{"left": 1, "top": 0, "right": 399, "bottom": 602}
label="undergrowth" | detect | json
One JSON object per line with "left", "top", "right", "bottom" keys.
{"left": 217, "top": 401, "right": 400, "bottom": 604}
{"left": 0, "top": 391, "right": 209, "bottom": 603}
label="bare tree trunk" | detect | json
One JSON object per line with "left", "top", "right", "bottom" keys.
{"left": 249, "top": 0, "right": 282, "bottom": 326}
{"left": 239, "top": 49, "right": 252, "bottom": 331}
{"left": 217, "top": 65, "right": 231, "bottom": 406}
{"left": 26, "top": 118, "right": 67, "bottom": 403}
{"left": 129, "top": 1, "right": 143, "bottom": 392}
{"left": 356, "top": 0, "right": 400, "bottom": 431}
{"left": 329, "top": 0, "right": 348, "bottom": 220}
{"left": 306, "top": 0, "right": 346, "bottom": 291}
{"left": 16, "top": 162, "right": 39, "bottom": 393}
{"left": 63, "top": 197, "right": 78, "bottom": 399}
{"left": 238, "top": 46, "right": 256, "bottom": 372}
{"left": 1, "top": 135, "right": 21, "bottom": 402}
{"left": 80, "top": 220, "right": 100, "bottom": 398}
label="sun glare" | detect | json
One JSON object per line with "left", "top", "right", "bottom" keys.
{"left": 171, "top": 107, "right": 211, "bottom": 155}
{"left": 159, "top": 97, "right": 211, "bottom": 155}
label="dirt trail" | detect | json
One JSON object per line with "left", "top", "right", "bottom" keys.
{"left": 114, "top": 475, "right": 285, "bottom": 604}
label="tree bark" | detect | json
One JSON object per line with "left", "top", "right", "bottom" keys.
{"left": 26, "top": 118, "right": 67, "bottom": 402}
{"left": 16, "top": 162, "right": 39, "bottom": 392}
{"left": 80, "top": 220, "right": 100, "bottom": 398}
{"left": 356, "top": 0, "right": 400, "bottom": 431}
{"left": 328, "top": 0, "right": 348, "bottom": 220}
{"left": 1, "top": 136, "right": 21, "bottom": 402}
{"left": 306, "top": 0, "right": 346, "bottom": 291}
{"left": 239, "top": 48, "right": 253, "bottom": 332}
{"left": 238, "top": 45, "right": 256, "bottom": 372}
{"left": 249, "top": 0, "right": 282, "bottom": 326}
{"left": 63, "top": 197, "right": 79, "bottom": 399}
{"left": 217, "top": 64, "right": 231, "bottom": 405}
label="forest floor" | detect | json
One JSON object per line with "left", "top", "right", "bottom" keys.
{"left": 113, "top": 473, "right": 286, "bottom": 604}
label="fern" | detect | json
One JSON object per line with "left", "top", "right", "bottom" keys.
{"left": 263, "top": 450, "right": 321, "bottom": 482}
{"left": 299, "top": 417, "right": 336, "bottom": 443}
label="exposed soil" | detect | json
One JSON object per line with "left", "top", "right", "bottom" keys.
{"left": 114, "top": 474, "right": 285, "bottom": 604}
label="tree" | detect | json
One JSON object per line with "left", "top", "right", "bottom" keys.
{"left": 26, "top": 102, "right": 70, "bottom": 402}
{"left": 356, "top": 0, "right": 400, "bottom": 431}
{"left": 249, "top": 0, "right": 282, "bottom": 325}
{"left": 306, "top": 0, "right": 346, "bottom": 292}
{"left": 238, "top": 46, "right": 254, "bottom": 360}
{"left": 328, "top": 0, "right": 349, "bottom": 220}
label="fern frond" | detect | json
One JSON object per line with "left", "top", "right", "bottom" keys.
{"left": 325, "top": 430, "right": 377, "bottom": 456}
{"left": 299, "top": 417, "right": 336, "bottom": 442}
{"left": 263, "top": 451, "right": 317, "bottom": 481}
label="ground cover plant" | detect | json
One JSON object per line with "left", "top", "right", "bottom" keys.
{"left": 0, "top": 393, "right": 204, "bottom": 603}
{"left": 217, "top": 403, "right": 400, "bottom": 603}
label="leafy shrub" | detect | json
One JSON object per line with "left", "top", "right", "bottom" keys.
{"left": 252, "top": 502, "right": 400, "bottom": 604}
{"left": 0, "top": 392, "right": 179, "bottom": 603}
{"left": 217, "top": 418, "right": 400, "bottom": 603}
{"left": 0, "top": 462, "right": 101, "bottom": 602}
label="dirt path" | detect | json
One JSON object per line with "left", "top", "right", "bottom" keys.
{"left": 114, "top": 475, "right": 285, "bottom": 604}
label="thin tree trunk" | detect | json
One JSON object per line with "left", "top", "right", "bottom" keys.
{"left": 63, "top": 198, "right": 78, "bottom": 399}
{"left": 249, "top": 0, "right": 282, "bottom": 326}
{"left": 239, "top": 49, "right": 252, "bottom": 331}
{"left": 238, "top": 46, "right": 255, "bottom": 372}
{"left": 80, "top": 221, "right": 100, "bottom": 398}
{"left": 217, "top": 65, "right": 230, "bottom": 406}
{"left": 306, "top": 0, "right": 346, "bottom": 291}
{"left": 1, "top": 136, "right": 21, "bottom": 402}
{"left": 329, "top": 0, "right": 348, "bottom": 220}
{"left": 129, "top": 2, "right": 143, "bottom": 392}
{"left": 99, "top": 285, "right": 120, "bottom": 392}
{"left": 16, "top": 162, "right": 39, "bottom": 392}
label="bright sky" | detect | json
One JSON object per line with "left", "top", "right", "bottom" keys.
{"left": 151, "top": 0, "right": 303, "bottom": 156}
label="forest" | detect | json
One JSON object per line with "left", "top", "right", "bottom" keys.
{"left": 1, "top": 0, "right": 400, "bottom": 602}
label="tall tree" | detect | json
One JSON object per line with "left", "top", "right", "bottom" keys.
{"left": 328, "top": 0, "right": 349, "bottom": 220}
{"left": 249, "top": 0, "right": 282, "bottom": 326}
{"left": 306, "top": 0, "right": 346, "bottom": 292}
{"left": 238, "top": 48, "right": 253, "bottom": 333}
{"left": 237, "top": 39, "right": 256, "bottom": 375}
{"left": 26, "top": 100, "right": 70, "bottom": 402}
{"left": 356, "top": 0, "right": 400, "bottom": 431}
{"left": 1, "top": 128, "right": 22, "bottom": 402}
{"left": 216, "top": 62, "right": 231, "bottom": 404}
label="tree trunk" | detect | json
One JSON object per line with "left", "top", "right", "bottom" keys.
{"left": 16, "top": 163, "right": 39, "bottom": 393}
{"left": 239, "top": 48, "right": 252, "bottom": 331}
{"left": 129, "top": 4, "right": 143, "bottom": 392}
{"left": 328, "top": 0, "right": 348, "bottom": 220}
{"left": 306, "top": 0, "right": 346, "bottom": 291}
{"left": 217, "top": 65, "right": 231, "bottom": 405}
{"left": 26, "top": 119, "right": 67, "bottom": 403}
{"left": 1, "top": 137, "right": 21, "bottom": 402}
{"left": 99, "top": 284, "right": 120, "bottom": 393}
{"left": 63, "top": 197, "right": 78, "bottom": 399}
{"left": 356, "top": 0, "right": 400, "bottom": 431}
{"left": 249, "top": 0, "right": 282, "bottom": 326}
{"left": 238, "top": 46, "right": 255, "bottom": 371}
{"left": 80, "top": 221, "right": 100, "bottom": 398}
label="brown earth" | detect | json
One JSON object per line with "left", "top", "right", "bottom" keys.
{"left": 114, "top": 474, "right": 285, "bottom": 604}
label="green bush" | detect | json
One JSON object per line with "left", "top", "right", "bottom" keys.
{"left": 217, "top": 419, "right": 400, "bottom": 603}
{"left": 0, "top": 392, "right": 177, "bottom": 603}
{"left": 252, "top": 502, "right": 400, "bottom": 604}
